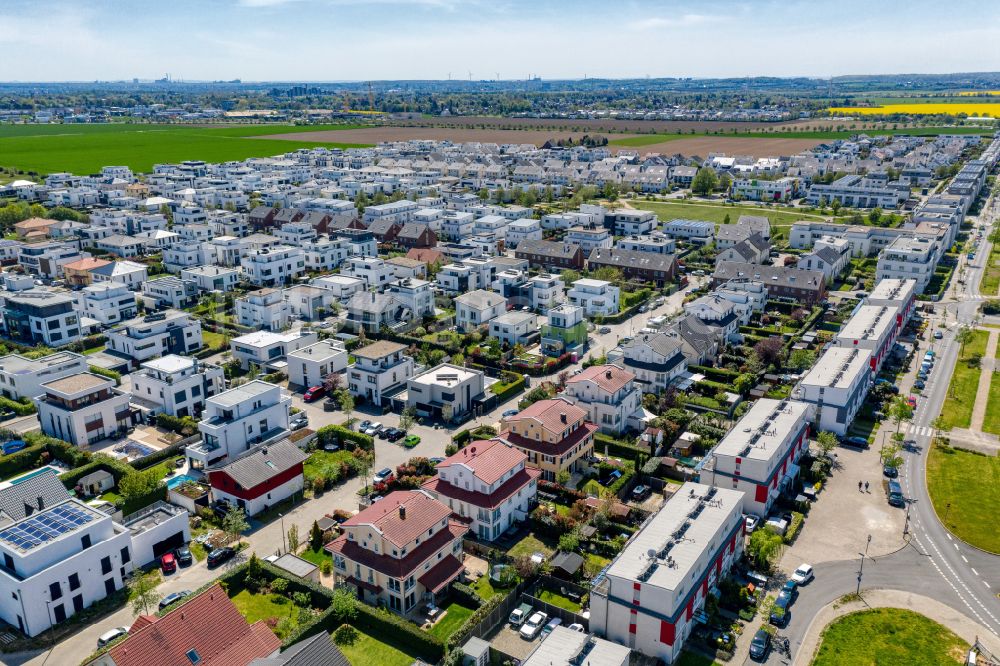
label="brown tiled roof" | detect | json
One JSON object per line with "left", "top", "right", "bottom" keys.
{"left": 499, "top": 422, "right": 598, "bottom": 458}
{"left": 418, "top": 554, "right": 465, "bottom": 593}
{"left": 422, "top": 465, "right": 539, "bottom": 510}
{"left": 406, "top": 247, "right": 444, "bottom": 265}
{"left": 110, "top": 584, "right": 280, "bottom": 666}
{"left": 582, "top": 496, "right": 631, "bottom": 518}
{"left": 14, "top": 217, "right": 55, "bottom": 231}
{"left": 566, "top": 364, "right": 635, "bottom": 394}
{"left": 341, "top": 490, "right": 452, "bottom": 549}
{"left": 325, "top": 519, "right": 468, "bottom": 578}
{"left": 436, "top": 439, "right": 526, "bottom": 486}
{"left": 505, "top": 398, "right": 588, "bottom": 433}
{"left": 63, "top": 257, "right": 112, "bottom": 272}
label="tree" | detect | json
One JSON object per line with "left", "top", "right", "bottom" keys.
{"left": 955, "top": 326, "right": 975, "bottom": 358}
{"left": 816, "top": 430, "right": 838, "bottom": 458}
{"left": 339, "top": 391, "right": 356, "bottom": 427}
{"left": 788, "top": 349, "right": 816, "bottom": 371}
{"left": 754, "top": 336, "right": 785, "bottom": 368}
{"left": 555, "top": 469, "right": 571, "bottom": 486}
{"left": 830, "top": 199, "right": 842, "bottom": 215}
{"left": 887, "top": 395, "right": 914, "bottom": 434}
{"left": 733, "top": 373, "right": 755, "bottom": 395}
{"left": 867, "top": 208, "right": 883, "bottom": 226}
{"left": 128, "top": 570, "right": 160, "bottom": 616}
{"left": 558, "top": 530, "right": 580, "bottom": 553}
{"left": 691, "top": 167, "right": 719, "bottom": 196}
{"left": 560, "top": 269, "right": 581, "bottom": 285}
{"left": 330, "top": 586, "right": 359, "bottom": 623}
{"left": 287, "top": 523, "right": 299, "bottom": 554}
{"left": 223, "top": 507, "right": 249, "bottom": 545}
{"left": 309, "top": 520, "right": 324, "bottom": 551}
{"left": 324, "top": 372, "right": 343, "bottom": 393}
{"left": 118, "top": 468, "right": 161, "bottom": 499}
{"left": 746, "top": 528, "right": 784, "bottom": 571}
{"left": 398, "top": 406, "right": 417, "bottom": 433}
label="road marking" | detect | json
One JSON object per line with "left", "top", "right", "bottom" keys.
{"left": 962, "top": 555, "right": 968, "bottom": 563}
{"left": 972, "top": 568, "right": 979, "bottom": 576}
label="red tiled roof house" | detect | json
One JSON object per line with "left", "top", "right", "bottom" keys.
{"left": 500, "top": 397, "right": 598, "bottom": 482}
{"left": 422, "top": 439, "right": 540, "bottom": 541}
{"left": 326, "top": 490, "right": 469, "bottom": 614}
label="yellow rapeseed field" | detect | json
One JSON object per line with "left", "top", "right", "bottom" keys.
{"left": 829, "top": 103, "right": 1000, "bottom": 116}
{"left": 958, "top": 91, "right": 1000, "bottom": 96}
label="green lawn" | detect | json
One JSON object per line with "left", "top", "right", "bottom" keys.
{"left": 303, "top": 449, "right": 356, "bottom": 480}
{"left": 537, "top": 588, "right": 582, "bottom": 612}
{"left": 335, "top": 628, "right": 422, "bottom": 666}
{"left": 676, "top": 652, "right": 722, "bottom": 666}
{"left": 99, "top": 490, "right": 122, "bottom": 504}
{"left": 507, "top": 533, "right": 555, "bottom": 558}
{"left": 0, "top": 123, "right": 372, "bottom": 175}
{"left": 147, "top": 457, "right": 184, "bottom": 482}
{"left": 298, "top": 546, "right": 330, "bottom": 567}
{"left": 812, "top": 608, "right": 967, "bottom": 665}
{"left": 632, "top": 200, "right": 829, "bottom": 240}
{"left": 230, "top": 589, "right": 302, "bottom": 639}
{"left": 426, "top": 601, "right": 475, "bottom": 641}
{"left": 983, "top": 341, "right": 1000, "bottom": 436}
{"left": 938, "top": 330, "right": 989, "bottom": 430}
{"left": 978, "top": 245, "right": 1000, "bottom": 297}
{"left": 470, "top": 574, "right": 499, "bottom": 600}
{"left": 927, "top": 444, "right": 1000, "bottom": 553}
{"left": 201, "top": 330, "right": 228, "bottom": 351}
{"left": 584, "top": 553, "right": 611, "bottom": 578}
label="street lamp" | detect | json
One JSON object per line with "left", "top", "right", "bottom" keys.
{"left": 279, "top": 513, "right": 286, "bottom": 554}
{"left": 856, "top": 534, "right": 872, "bottom": 595}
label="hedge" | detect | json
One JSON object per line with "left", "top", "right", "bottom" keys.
{"left": 784, "top": 511, "right": 805, "bottom": 544}
{"left": 315, "top": 424, "right": 374, "bottom": 451}
{"left": 355, "top": 603, "right": 445, "bottom": 662}
{"left": 594, "top": 432, "right": 647, "bottom": 459}
{"left": 0, "top": 432, "right": 92, "bottom": 483}
{"left": 489, "top": 374, "right": 526, "bottom": 403}
{"left": 453, "top": 429, "right": 473, "bottom": 447}
{"left": 59, "top": 454, "right": 134, "bottom": 490}
{"left": 88, "top": 365, "right": 121, "bottom": 386}
{"left": 121, "top": 484, "right": 167, "bottom": 515}
{"left": 450, "top": 582, "right": 483, "bottom": 608}
{"left": 0, "top": 396, "right": 35, "bottom": 416}
{"left": 156, "top": 413, "right": 199, "bottom": 436}
{"left": 130, "top": 439, "right": 186, "bottom": 471}
{"left": 689, "top": 365, "right": 741, "bottom": 381}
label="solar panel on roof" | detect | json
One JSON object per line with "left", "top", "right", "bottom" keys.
{"left": 0, "top": 503, "right": 94, "bottom": 552}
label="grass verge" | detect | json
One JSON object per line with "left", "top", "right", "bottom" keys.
{"left": 926, "top": 443, "right": 1000, "bottom": 553}
{"left": 938, "top": 329, "right": 988, "bottom": 430}
{"left": 812, "top": 607, "right": 967, "bottom": 665}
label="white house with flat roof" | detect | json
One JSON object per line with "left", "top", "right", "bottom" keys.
{"left": 130, "top": 355, "right": 226, "bottom": 419}
{"left": 287, "top": 340, "right": 349, "bottom": 389}
{"left": 834, "top": 304, "right": 900, "bottom": 374}
{"left": 312, "top": 274, "right": 366, "bottom": 301}
{"left": 795, "top": 347, "right": 872, "bottom": 436}
{"left": 188, "top": 380, "right": 291, "bottom": 468}
{"left": 568, "top": 279, "right": 620, "bottom": 317}
{"left": 866, "top": 278, "right": 916, "bottom": 324}
{"left": 0, "top": 352, "right": 88, "bottom": 402}
{"left": 590, "top": 483, "right": 744, "bottom": 664}
{"left": 348, "top": 340, "right": 415, "bottom": 407}
{"left": 875, "top": 236, "right": 938, "bottom": 293}
{"left": 235, "top": 288, "right": 293, "bottom": 332}
{"left": 229, "top": 330, "right": 318, "bottom": 371}
{"left": 406, "top": 364, "right": 487, "bottom": 423}
{"left": 240, "top": 245, "right": 306, "bottom": 287}
{"left": 522, "top": 626, "right": 631, "bottom": 666}
{"left": 699, "top": 398, "right": 812, "bottom": 517}
{"left": 180, "top": 265, "right": 241, "bottom": 293}
{"left": 76, "top": 283, "right": 138, "bottom": 326}
{"left": 105, "top": 311, "right": 202, "bottom": 365}
{"left": 34, "top": 373, "right": 134, "bottom": 446}
{"left": 489, "top": 311, "right": 539, "bottom": 348}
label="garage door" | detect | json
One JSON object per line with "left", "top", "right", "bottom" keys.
{"left": 151, "top": 531, "right": 185, "bottom": 559}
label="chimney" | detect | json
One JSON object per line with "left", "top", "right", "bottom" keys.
{"left": 37, "top": 497, "right": 44, "bottom": 511}
{"left": 399, "top": 505, "right": 406, "bottom": 520}
{"left": 605, "top": 370, "right": 613, "bottom": 380}
{"left": 560, "top": 412, "right": 567, "bottom": 423}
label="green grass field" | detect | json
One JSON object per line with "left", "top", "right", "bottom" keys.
{"left": 230, "top": 588, "right": 303, "bottom": 639}
{"left": 938, "top": 329, "right": 989, "bottom": 430}
{"left": 632, "top": 200, "right": 829, "bottom": 240}
{"left": 927, "top": 444, "right": 1000, "bottom": 553}
{"left": 811, "top": 608, "right": 967, "bottom": 665}
{"left": 335, "top": 628, "right": 422, "bottom": 666}
{"left": 983, "top": 340, "right": 1000, "bottom": 436}
{"left": 426, "top": 601, "right": 475, "bottom": 641}
{"left": 507, "top": 533, "right": 555, "bottom": 558}
{"left": 978, "top": 244, "right": 1000, "bottom": 297}
{"left": 537, "top": 588, "right": 583, "bottom": 612}
{"left": 0, "top": 123, "right": 372, "bottom": 175}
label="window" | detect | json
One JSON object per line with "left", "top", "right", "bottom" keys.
{"left": 186, "top": 649, "right": 202, "bottom": 665}
{"left": 68, "top": 573, "right": 80, "bottom": 591}
{"left": 49, "top": 581, "right": 62, "bottom": 600}
{"left": 100, "top": 556, "right": 112, "bottom": 575}
{"left": 121, "top": 547, "right": 130, "bottom": 564}
{"left": 81, "top": 534, "right": 91, "bottom": 550}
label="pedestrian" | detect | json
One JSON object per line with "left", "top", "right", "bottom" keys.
{"left": 865, "top": 481, "right": 870, "bottom": 493}
{"left": 858, "top": 480, "right": 863, "bottom": 492}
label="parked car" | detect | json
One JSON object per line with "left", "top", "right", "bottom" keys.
{"left": 599, "top": 326, "right": 612, "bottom": 334}
{"left": 159, "top": 590, "right": 192, "bottom": 610}
{"left": 363, "top": 422, "right": 383, "bottom": 436}
{"left": 207, "top": 546, "right": 236, "bottom": 568}
{"left": 567, "top": 623, "right": 585, "bottom": 632}
{"left": 357, "top": 420, "right": 372, "bottom": 433}
{"left": 509, "top": 603, "right": 533, "bottom": 627}
{"left": 782, "top": 579, "right": 797, "bottom": 599}
{"left": 175, "top": 545, "right": 193, "bottom": 566}
{"left": 403, "top": 434, "right": 421, "bottom": 448}
{"left": 770, "top": 591, "right": 792, "bottom": 626}
{"left": 290, "top": 414, "right": 308, "bottom": 430}
{"left": 502, "top": 409, "right": 519, "bottom": 419}
{"left": 842, "top": 436, "right": 869, "bottom": 449}
{"left": 934, "top": 330, "right": 943, "bottom": 339}
{"left": 883, "top": 464, "right": 899, "bottom": 479}
{"left": 377, "top": 427, "right": 394, "bottom": 440}
{"left": 907, "top": 395, "right": 917, "bottom": 408}
{"left": 429, "top": 457, "right": 445, "bottom": 466}
{"left": 303, "top": 386, "right": 326, "bottom": 402}
{"left": 914, "top": 380, "right": 926, "bottom": 390}
{"left": 790, "top": 563, "right": 814, "bottom": 585}
{"left": 540, "top": 617, "right": 562, "bottom": 637}
{"left": 385, "top": 428, "right": 406, "bottom": 442}
{"left": 520, "top": 611, "right": 548, "bottom": 639}
{"left": 97, "top": 627, "right": 129, "bottom": 648}
{"left": 749, "top": 628, "right": 771, "bottom": 661}
{"left": 887, "top": 479, "right": 905, "bottom": 507}
{"left": 160, "top": 552, "right": 177, "bottom": 574}
{"left": 374, "top": 467, "right": 393, "bottom": 484}
{"left": 745, "top": 515, "right": 760, "bottom": 533}
{"left": 631, "top": 484, "right": 650, "bottom": 501}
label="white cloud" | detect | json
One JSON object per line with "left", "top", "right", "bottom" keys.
{"left": 237, "top": 0, "right": 301, "bottom": 7}
{"left": 629, "top": 14, "right": 720, "bottom": 30}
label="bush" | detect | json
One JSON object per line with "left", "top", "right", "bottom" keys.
{"left": 156, "top": 413, "right": 199, "bottom": 436}
{"left": 451, "top": 582, "right": 483, "bottom": 608}
{"left": 0, "top": 396, "right": 35, "bottom": 416}
{"left": 593, "top": 432, "right": 646, "bottom": 459}
{"left": 88, "top": 365, "right": 121, "bottom": 386}
{"left": 315, "top": 424, "right": 373, "bottom": 451}
{"left": 332, "top": 623, "right": 359, "bottom": 646}
{"left": 784, "top": 511, "right": 805, "bottom": 544}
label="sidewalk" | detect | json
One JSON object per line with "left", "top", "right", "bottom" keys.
{"left": 792, "top": 589, "right": 1000, "bottom": 666}
{"left": 969, "top": 329, "right": 999, "bottom": 432}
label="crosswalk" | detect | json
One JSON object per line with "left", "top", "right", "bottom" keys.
{"left": 907, "top": 425, "right": 935, "bottom": 438}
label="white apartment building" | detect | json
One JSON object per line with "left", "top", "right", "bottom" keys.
{"left": 731, "top": 177, "right": 796, "bottom": 202}
{"left": 188, "top": 380, "right": 291, "bottom": 469}
{"left": 180, "top": 265, "right": 241, "bottom": 293}
{"left": 273, "top": 222, "right": 316, "bottom": 246}
{"left": 489, "top": 311, "right": 538, "bottom": 347}
{"left": 527, "top": 273, "right": 565, "bottom": 311}
{"left": 386, "top": 278, "right": 435, "bottom": 319}
{"left": 807, "top": 175, "right": 908, "bottom": 208}
{"left": 2, "top": 290, "right": 82, "bottom": 347}
{"left": 566, "top": 227, "right": 613, "bottom": 254}
{"left": 617, "top": 234, "right": 677, "bottom": 255}
{"left": 362, "top": 200, "right": 417, "bottom": 225}
{"left": 406, "top": 364, "right": 487, "bottom": 423}
{"left": 75, "top": 283, "right": 137, "bottom": 326}
{"left": 565, "top": 364, "right": 645, "bottom": 436}
{"left": 105, "top": 311, "right": 202, "bottom": 365}
{"left": 140, "top": 276, "right": 198, "bottom": 310}
{"left": 0, "top": 352, "right": 88, "bottom": 401}
{"left": 312, "top": 274, "right": 366, "bottom": 301}
{"left": 421, "top": 439, "right": 540, "bottom": 542}
{"left": 235, "top": 288, "right": 293, "bottom": 332}
{"left": 440, "top": 210, "right": 476, "bottom": 240}
{"left": 568, "top": 279, "right": 620, "bottom": 317}
{"left": 240, "top": 245, "right": 306, "bottom": 287}
{"left": 796, "top": 346, "right": 873, "bottom": 436}
{"left": 91, "top": 260, "right": 149, "bottom": 291}
{"left": 287, "top": 340, "right": 349, "bottom": 389}
{"left": 505, "top": 218, "right": 543, "bottom": 248}
{"left": 455, "top": 290, "right": 507, "bottom": 332}
{"left": 700, "top": 398, "right": 812, "bottom": 516}
{"left": 348, "top": 340, "right": 415, "bottom": 407}
{"left": 866, "top": 278, "right": 917, "bottom": 324}
{"left": 229, "top": 330, "right": 318, "bottom": 371}
{"left": 834, "top": 304, "right": 901, "bottom": 374}
{"left": 34, "top": 373, "right": 134, "bottom": 446}
{"left": 342, "top": 256, "right": 395, "bottom": 290}
{"left": 18, "top": 242, "right": 90, "bottom": 279}
{"left": 661, "top": 219, "right": 714, "bottom": 244}
{"left": 301, "top": 235, "right": 350, "bottom": 271}
{"left": 875, "top": 236, "right": 939, "bottom": 294}
{"left": 130, "top": 355, "right": 226, "bottom": 419}
{"left": 472, "top": 215, "right": 509, "bottom": 242}
{"left": 163, "top": 241, "right": 206, "bottom": 273}
{"left": 590, "top": 483, "right": 744, "bottom": 664}
{"left": 282, "top": 285, "right": 334, "bottom": 321}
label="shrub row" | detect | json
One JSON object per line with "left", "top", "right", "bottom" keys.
{"left": 784, "top": 511, "right": 805, "bottom": 544}
{"left": 156, "top": 413, "right": 199, "bottom": 436}
{"left": 450, "top": 582, "right": 484, "bottom": 608}
{"left": 121, "top": 485, "right": 167, "bottom": 515}
{"left": 59, "top": 455, "right": 134, "bottom": 490}
{"left": 689, "top": 364, "right": 741, "bottom": 381}
{"left": 490, "top": 374, "right": 526, "bottom": 403}
{"left": 315, "top": 424, "right": 374, "bottom": 451}
{"left": 355, "top": 603, "right": 446, "bottom": 662}
{"left": 446, "top": 593, "right": 505, "bottom": 650}
{"left": 0, "top": 396, "right": 35, "bottom": 416}
{"left": 594, "top": 432, "right": 647, "bottom": 459}
{"left": 88, "top": 365, "right": 121, "bottom": 386}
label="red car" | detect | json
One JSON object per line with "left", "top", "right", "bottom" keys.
{"left": 303, "top": 386, "right": 326, "bottom": 402}
{"left": 907, "top": 395, "right": 917, "bottom": 409}
{"left": 160, "top": 552, "right": 177, "bottom": 574}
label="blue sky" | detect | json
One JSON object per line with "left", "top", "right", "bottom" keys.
{"left": 3, "top": 0, "right": 1000, "bottom": 81}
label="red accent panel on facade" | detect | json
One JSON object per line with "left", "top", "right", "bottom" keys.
{"left": 660, "top": 620, "right": 675, "bottom": 646}
{"left": 755, "top": 484, "right": 768, "bottom": 503}
{"left": 629, "top": 623, "right": 637, "bottom": 635}
{"left": 686, "top": 599, "right": 694, "bottom": 620}
{"left": 633, "top": 582, "right": 641, "bottom": 591}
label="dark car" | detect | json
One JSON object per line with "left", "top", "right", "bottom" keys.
{"left": 159, "top": 590, "right": 192, "bottom": 610}
{"left": 207, "top": 546, "right": 236, "bottom": 568}
{"left": 914, "top": 380, "right": 926, "bottom": 390}
{"left": 770, "top": 591, "right": 792, "bottom": 627}
{"left": 841, "top": 436, "right": 869, "bottom": 449}
{"left": 212, "top": 499, "right": 233, "bottom": 520}
{"left": 883, "top": 464, "right": 899, "bottom": 478}
{"left": 377, "top": 427, "right": 394, "bottom": 440}
{"left": 749, "top": 628, "right": 771, "bottom": 661}
{"left": 388, "top": 429, "right": 406, "bottom": 442}
{"left": 175, "top": 545, "right": 193, "bottom": 566}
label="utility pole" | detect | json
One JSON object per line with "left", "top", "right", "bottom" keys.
{"left": 856, "top": 534, "right": 872, "bottom": 595}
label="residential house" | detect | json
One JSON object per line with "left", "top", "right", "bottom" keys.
{"left": 76, "top": 283, "right": 138, "bottom": 326}
{"left": 500, "top": 398, "right": 597, "bottom": 481}
{"left": 587, "top": 248, "right": 678, "bottom": 286}
{"left": 207, "top": 439, "right": 307, "bottom": 517}
{"left": 140, "top": 277, "right": 198, "bottom": 310}
{"left": 711, "top": 262, "right": 826, "bottom": 305}
{"left": 34, "top": 373, "right": 134, "bottom": 446}
{"left": 612, "top": 332, "right": 688, "bottom": 393}
{"left": 875, "top": 236, "right": 939, "bottom": 294}
{"left": 716, "top": 235, "right": 769, "bottom": 265}
{"left": 345, "top": 291, "right": 410, "bottom": 334}
{"left": 130, "top": 355, "right": 225, "bottom": 419}
{"left": 406, "top": 364, "right": 487, "bottom": 423}
{"left": 241, "top": 245, "right": 306, "bottom": 288}
{"left": 105, "top": 311, "right": 202, "bottom": 366}
{"left": 386, "top": 278, "right": 435, "bottom": 319}
{"left": 796, "top": 346, "right": 872, "bottom": 436}
{"left": 565, "top": 364, "right": 645, "bottom": 435}
{"left": 287, "top": 340, "right": 349, "bottom": 389}
{"left": 62, "top": 257, "right": 111, "bottom": 287}
{"left": 236, "top": 289, "right": 293, "bottom": 332}
{"left": 188, "top": 380, "right": 291, "bottom": 469}
{"left": 229, "top": 330, "right": 318, "bottom": 371}
{"left": 515, "top": 240, "right": 585, "bottom": 272}
{"left": 91, "top": 260, "right": 149, "bottom": 291}
{"left": 96, "top": 235, "right": 147, "bottom": 259}
{"left": 540, "top": 303, "right": 588, "bottom": 356}
{"left": 2, "top": 290, "right": 81, "bottom": 347}
{"left": 0, "top": 351, "right": 88, "bottom": 401}
{"left": 489, "top": 311, "right": 539, "bottom": 348}
{"left": 396, "top": 224, "right": 436, "bottom": 249}
{"left": 348, "top": 341, "right": 414, "bottom": 407}
{"left": 454, "top": 290, "right": 507, "bottom": 332}
{"left": 567, "top": 279, "right": 620, "bottom": 317}
{"left": 180, "top": 265, "right": 241, "bottom": 293}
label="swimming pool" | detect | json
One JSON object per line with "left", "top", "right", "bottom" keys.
{"left": 166, "top": 474, "right": 197, "bottom": 490}
{"left": 10, "top": 466, "right": 60, "bottom": 485}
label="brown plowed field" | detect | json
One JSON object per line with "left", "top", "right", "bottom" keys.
{"left": 619, "top": 136, "right": 823, "bottom": 157}
{"left": 386, "top": 116, "right": 855, "bottom": 133}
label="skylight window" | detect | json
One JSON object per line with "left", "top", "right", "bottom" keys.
{"left": 186, "top": 648, "right": 201, "bottom": 664}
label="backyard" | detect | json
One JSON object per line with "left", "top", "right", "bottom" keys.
{"left": 633, "top": 200, "right": 831, "bottom": 242}
{"left": 507, "top": 533, "right": 556, "bottom": 559}
{"left": 334, "top": 628, "right": 423, "bottom": 666}
{"left": 230, "top": 588, "right": 309, "bottom": 640}
{"left": 811, "top": 608, "right": 967, "bottom": 665}
{"left": 426, "top": 600, "right": 475, "bottom": 641}
{"left": 938, "top": 329, "right": 989, "bottom": 430}
{"left": 926, "top": 443, "right": 1000, "bottom": 553}
{"left": 536, "top": 588, "right": 583, "bottom": 613}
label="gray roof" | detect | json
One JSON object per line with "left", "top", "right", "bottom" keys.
{"left": 455, "top": 289, "right": 505, "bottom": 309}
{"left": 273, "top": 552, "right": 318, "bottom": 578}
{"left": 673, "top": 313, "right": 718, "bottom": 353}
{"left": 737, "top": 215, "right": 771, "bottom": 233}
{"left": 587, "top": 247, "right": 676, "bottom": 272}
{"left": 208, "top": 439, "right": 306, "bottom": 488}
{"left": 515, "top": 239, "right": 581, "bottom": 259}
{"left": 713, "top": 261, "right": 825, "bottom": 292}
{"left": 249, "top": 634, "right": 349, "bottom": 666}
{"left": 0, "top": 469, "right": 72, "bottom": 527}
{"left": 550, "top": 550, "right": 584, "bottom": 574}
{"left": 814, "top": 246, "right": 844, "bottom": 265}
{"left": 715, "top": 224, "right": 754, "bottom": 243}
